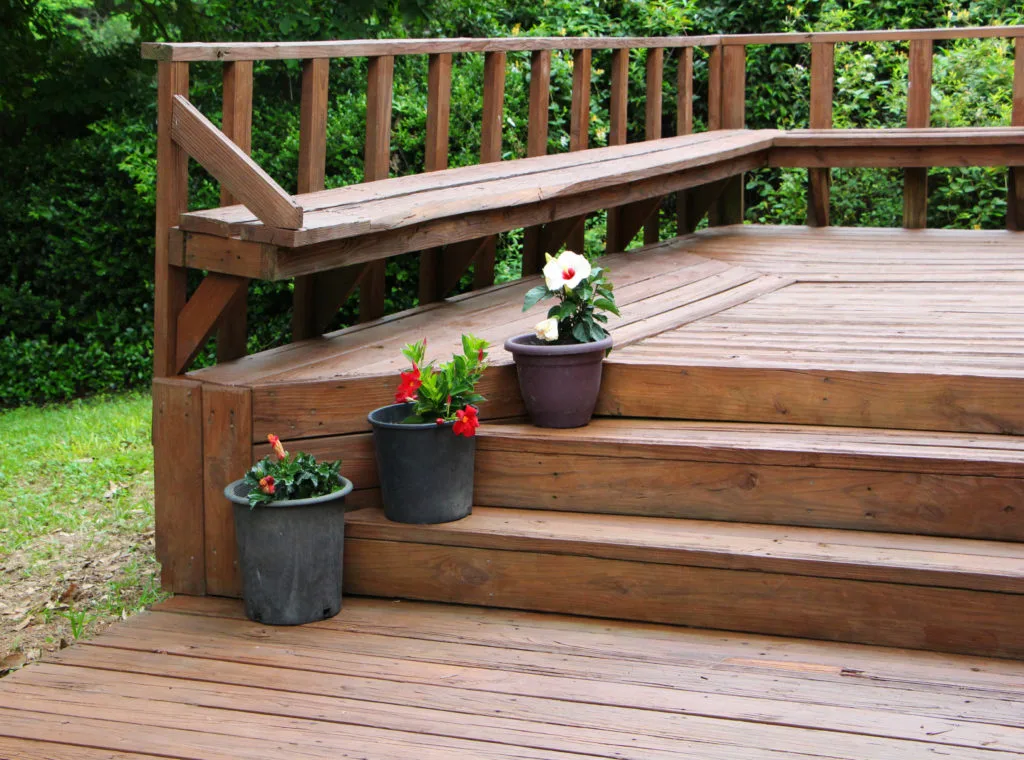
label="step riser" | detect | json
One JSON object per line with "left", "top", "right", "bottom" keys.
{"left": 344, "top": 538, "right": 1024, "bottom": 660}
{"left": 598, "top": 363, "right": 1024, "bottom": 435}
{"left": 475, "top": 448, "right": 1024, "bottom": 541}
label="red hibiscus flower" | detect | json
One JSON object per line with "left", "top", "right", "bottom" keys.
{"left": 395, "top": 362, "right": 422, "bottom": 403}
{"left": 258, "top": 475, "right": 276, "bottom": 495}
{"left": 452, "top": 405, "right": 480, "bottom": 437}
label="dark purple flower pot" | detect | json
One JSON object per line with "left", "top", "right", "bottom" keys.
{"left": 504, "top": 333, "right": 613, "bottom": 428}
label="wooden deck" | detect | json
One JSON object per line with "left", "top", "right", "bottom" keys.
{"left": 2, "top": 595, "right": 1024, "bottom": 759}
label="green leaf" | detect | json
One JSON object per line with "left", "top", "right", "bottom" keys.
{"left": 522, "top": 285, "right": 550, "bottom": 312}
{"left": 593, "top": 297, "right": 620, "bottom": 316}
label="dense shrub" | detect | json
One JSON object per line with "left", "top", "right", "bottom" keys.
{"left": 1, "top": 0, "right": 1020, "bottom": 405}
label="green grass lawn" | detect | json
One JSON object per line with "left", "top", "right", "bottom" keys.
{"left": 0, "top": 392, "right": 164, "bottom": 671}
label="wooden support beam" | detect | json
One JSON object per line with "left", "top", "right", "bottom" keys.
{"left": 643, "top": 48, "right": 664, "bottom": 245}
{"left": 807, "top": 42, "right": 834, "bottom": 227}
{"left": 707, "top": 45, "right": 723, "bottom": 131}
{"left": 292, "top": 58, "right": 335, "bottom": 341}
{"left": 418, "top": 53, "right": 454, "bottom": 304}
{"left": 359, "top": 55, "right": 394, "bottom": 322}
{"left": 438, "top": 237, "right": 491, "bottom": 296}
{"left": 473, "top": 51, "right": 506, "bottom": 291}
{"left": 676, "top": 47, "right": 696, "bottom": 236}
{"left": 710, "top": 45, "right": 746, "bottom": 226}
{"left": 175, "top": 273, "right": 250, "bottom": 374}
{"left": 1009, "top": 38, "right": 1024, "bottom": 231}
{"left": 521, "top": 50, "right": 552, "bottom": 276}
{"left": 605, "top": 48, "right": 631, "bottom": 255}
{"left": 171, "top": 95, "right": 302, "bottom": 229}
{"left": 153, "top": 377, "right": 204, "bottom": 594}
{"left": 903, "top": 39, "right": 933, "bottom": 229}
{"left": 202, "top": 385, "right": 252, "bottom": 597}
{"left": 566, "top": 48, "right": 592, "bottom": 254}
{"left": 608, "top": 196, "right": 662, "bottom": 253}
{"left": 217, "top": 60, "right": 253, "bottom": 363}
{"left": 538, "top": 215, "right": 587, "bottom": 258}
{"left": 678, "top": 177, "right": 732, "bottom": 234}
{"left": 154, "top": 61, "right": 190, "bottom": 379}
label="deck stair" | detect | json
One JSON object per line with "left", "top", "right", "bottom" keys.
{"left": 344, "top": 418, "right": 1024, "bottom": 660}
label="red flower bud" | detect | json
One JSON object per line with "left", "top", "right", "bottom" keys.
{"left": 436, "top": 418, "right": 445, "bottom": 426}
{"left": 258, "top": 475, "right": 276, "bottom": 495}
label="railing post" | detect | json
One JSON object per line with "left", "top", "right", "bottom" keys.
{"left": 521, "top": 50, "right": 552, "bottom": 275}
{"left": 473, "top": 51, "right": 507, "bottom": 289}
{"left": 710, "top": 44, "right": 746, "bottom": 226}
{"left": 216, "top": 61, "right": 253, "bottom": 362}
{"left": 1009, "top": 37, "right": 1024, "bottom": 231}
{"left": 643, "top": 48, "right": 664, "bottom": 245}
{"left": 605, "top": 47, "right": 630, "bottom": 254}
{"left": 807, "top": 42, "right": 835, "bottom": 227}
{"left": 676, "top": 46, "right": 696, "bottom": 235}
{"left": 567, "top": 48, "right": 592, "bottom": 253}
{"left": 359, "top": 55, "right": 394, "bottom": 322}
{"left": 904, "top": 39, "right": 933, "bottom": 229}
{"left": 154, "top": 60, "right": 190, "bottom": 379}
{"left": 418, "top": 53, "right": 453, "bottom": 302}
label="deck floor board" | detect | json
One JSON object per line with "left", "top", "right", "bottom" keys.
{"left": 2, "top": 596, "right": 1024, "bottom": 758}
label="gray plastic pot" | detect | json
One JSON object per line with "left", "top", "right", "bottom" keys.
{"left": 224, "top": 477, "right": 353, "bottom": 626}
{"left": 505, "top": 333, "right": 613, "bottom": 428}
{"left": 368, "top": 403, "right": 475, "bottom": 524}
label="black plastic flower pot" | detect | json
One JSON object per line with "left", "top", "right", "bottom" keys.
{"left": 224, "top": 477, "right": 353, "bottom": 626}
{"left": 505, "top": 333, "right": 613, "bottom": 428}
{"left": 368, "top": 403, "right": 475, "bottom": 524}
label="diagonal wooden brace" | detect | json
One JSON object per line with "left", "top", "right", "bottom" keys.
{"left": 606, "top": 196, "right": 663, "bottom": 253}
{"left": 175, "top": 273, "right": 250, "bottom": 374}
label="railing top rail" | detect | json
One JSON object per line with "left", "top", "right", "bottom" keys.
{"left": 141, "top": 25, "right": 1024, "bottom": 62}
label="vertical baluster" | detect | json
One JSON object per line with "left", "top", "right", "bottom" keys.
{"left": 567, "top": 48, "right": 592, "bottom": 253}
{"left": 904, "top": 39, "right": 933, "bottom": 229}
{"left": 707, "top": 45, "right": 723, "bottom": 131}
{"left": 605, "top": 48, "right": 630, "bottom": 254}
{"left": 710, "top": 44, "right": 746, "bottom": 226}
{"left": 643, "top": 48, "right": 664, "bottom": 245}
{"left": 360, "top": 55, "right": 394, "bottom": 322}
{"left": 1008, "top": 37, "right": 1024, "bottom": 231}
{"left": 154, "top": 60, "right": 190, "bottom": 378}
{"left": 521, "top": 50, "right": 552, "bottom": 275}
{"left": 474, "top": 51, "right": 507, "bottom": 289}
{"left": 418, "top": 53, "right": 453, "bottom": 302}
{"left": 291, "top": 58, "right": 332, "bottom": 340}
{"left": 676, "top": 46, "right": 696, "bottom": 234}
{"left": 215, "top": 61, "right": 253, "bottom": 362}
{"left": 807, "top": 42, "right": 835, "bottom": 227}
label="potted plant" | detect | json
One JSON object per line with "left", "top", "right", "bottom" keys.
{"left": 368, "top": 334, "right": 489, "bottom": 524}
{"left": 505, "top": 250, "right": 619, "bottom": 428}
{"left": 223, "top": 435, "right": 353, "bottom": 626}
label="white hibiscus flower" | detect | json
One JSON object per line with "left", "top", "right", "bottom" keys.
{"left": 542, "top": 250, "right": 592, "bottom": 292}
{"left": 533, "top": 318, "right": 559, "bottom": 342}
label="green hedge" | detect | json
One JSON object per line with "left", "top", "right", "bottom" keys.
{"left": 1, "top": 0, "right": 1020, "bottom": 406}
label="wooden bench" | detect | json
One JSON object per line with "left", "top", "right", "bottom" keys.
{"left": 172, "top": 123, "right": 1024, "bottom": 283}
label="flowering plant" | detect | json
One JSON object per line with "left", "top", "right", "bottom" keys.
{"left": 394, "top": 334, "right": 490, "bottom": 437}
{"left": 522, "top": 250, "right": 619, "bottom": 344}
{"left": 243, "top": 434, "right": 344, "bottom": 507}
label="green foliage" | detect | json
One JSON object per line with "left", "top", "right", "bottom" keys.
{"left": 244, "top": 450, "right": 345, "bottom": 507}
{"left": 522, "top": 252, "right": 619, "bottom": 344}
{"left": 398, "top": 335, "right": 489, "bottom": 423}
{"left": 2, "top": 0, "right": 1019, "bottom": 406}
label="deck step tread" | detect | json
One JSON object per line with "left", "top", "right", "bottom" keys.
{"left": 345, "top": 507, "right": 1024, "bottom": 593}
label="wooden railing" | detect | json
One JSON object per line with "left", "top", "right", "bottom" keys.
{"left": 144, "top": 26, "right": 1024, "bottom": 377}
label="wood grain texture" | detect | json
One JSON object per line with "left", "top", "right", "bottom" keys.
{"left": 807, "top": 42, "right": 834, "bottom": 227}
{"left": 175, "top": 273, "right": 249, "bottom": 373}
{"left": 343, "top": 530, "right": 1024, "bottom": 658}
{"left": 521, "top": 49, "right": 552, "bottom": 275}
{"left": 643, "top": 48, "right": 664, "bottom": 246}
{"left": 472, "top": 51, "right": 506, "bottom": 290}
{"left": 152, "top": 377, "right": 204, "bottom": 594}
{"left": 214, "top": 61, "right": 251, "bottom": 364}
{"left": 201, "top": 384, "right": 252, "bottom": 597}
{"left": 1009, "top": 38, "right": 1024, "bottom": 230}
{"left": 604, "top": 48, "right": 630, "bottom": 254}
{"left": 359, "top": 55, "right": 394, "bottom": 323}
{"left": 171, "top": 96, "right": 302, "bottom": 229}
{"left": 154, "top": 61, "right": 189, "bottom": 379}
{"left": 707, "top": 45, "right": 722, "bottom": 130}
{"left": 675, "top": 46, "right": 695, "bottom": 236}
{"left": 711, "top": 45, "right": 746, "bottom": 227}
{"left": 567, "top": 48, "right": 592, "bottom": 253}
{"left": 417, "top": 52, "right": 453, "bottom": 304}
{"left": 904, "top": 39, "right": 933, "bottom": 229}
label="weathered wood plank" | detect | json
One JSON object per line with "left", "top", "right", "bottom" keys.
{"left": 710, "top": 44, "right": 746, "bottom": 227}
{"left": 472, "top": 50, "right": 506, "bottom": 290}
{"left": 521, "top": 49, "right": 552, "bottom": 276}
{"left": 171, "top": 96, "right": 302, "bottom": 229}
{"left": 675, "top": 46, "right": 695, "bottom": 235}
{"left": 567, "top": 48, "right": 591, "bottom": 253}
{"left": 418, "top": 52, "right": 453, "bottom": 303}
{"left": 154, "top": 61, "right": 189, "bottom": 379}
{"left": 903, "top": 39, "right": 933, "bottom": 229}
{"left": 152, "top": 377, "right": 204, "bottom": 595}
{"left": 201, "top": 384, "right": 252, "bottom": 597}
{"left": 643, "top": 48, "right": 664, "bottom": 245}
{"left": 604, "top": 47, "right": 630, "bottom": 254}
{"left": 175, "top": 273, "right": 249, "bottom": 374}
{"left": 359, "top": 55, "right": 393, "bottom": 323}
{"left": 807, "top": 42, "right": 834, "bottom": 227}
{"left": 1009, "top": 37, "right": 1024, "bottom": 230}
